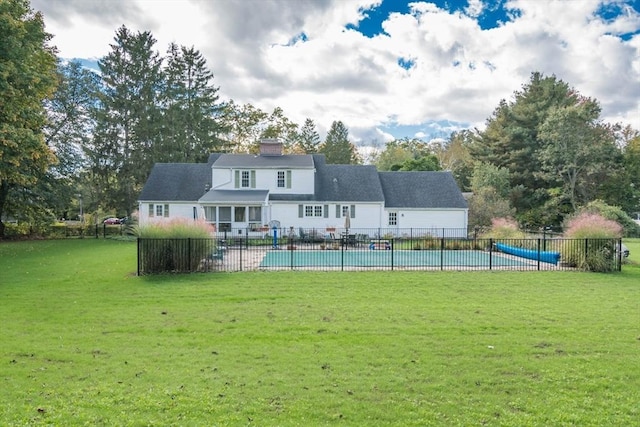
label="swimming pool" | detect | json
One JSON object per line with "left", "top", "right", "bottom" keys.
{"left": 259, "top": 249, "right": 532, "bottom": 269}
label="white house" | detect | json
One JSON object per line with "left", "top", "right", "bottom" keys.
{"left": 138, "top": 139, "right": 469, "bottom": 237}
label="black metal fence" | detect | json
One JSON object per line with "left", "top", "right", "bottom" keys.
{"left": 137, "top": 229, "right": 624, "bottom": 274}
{"left": 62, "top": 223, "right": 133, "bottom": 239}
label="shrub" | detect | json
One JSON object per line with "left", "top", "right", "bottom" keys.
{"left": 482, "top": 217, "right": 526, "bottom": 240}
{"left": 562, "top": 213, "right": 622, "bottom": 272}
{"left": 138, "top": 219, "right": 216, "bottom": 273}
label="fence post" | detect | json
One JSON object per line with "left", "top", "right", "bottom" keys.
{"left": 440, "top": 238, "right": 444, "bottom": 270}
{"left": 137, "top": 238, "right": 141, "bottom": 276}
{"left": 585, "top": 238, "right": 589, "bottom": 264}
{"left": 617, "top": 238, "right": 622, "bottom": 272}
{"left": 537, "top": 238, "right": 541, "bottom": 271}
{"left": 390, "top": 239, "right": 394, "bottom": 271}
{"left": 188, "top": 238, "right": 192, "bottom": 272}
{"left": 489, "top": 238, "right": 493, "bottom": 270}
{"left": 290, "top": 239, "right": 294, "bottom": 270}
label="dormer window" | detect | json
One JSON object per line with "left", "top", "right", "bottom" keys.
{"left": 235, "top": 170, "right": 256, "bottom": 188}
{"left": 277, "top": 170, "right": 292, "bottom": 188}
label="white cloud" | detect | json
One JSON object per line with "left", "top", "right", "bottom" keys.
{"left": 465, "top": 0, "right": 484, "bottom": 18}
{"left": 32, "top": 0, "right": 640, "bottom": 141}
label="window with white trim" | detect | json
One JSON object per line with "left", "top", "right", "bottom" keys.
{"left": 304, "top": 205, "right": 324, "bottom": 217}
{"left": 248, "top": 206, "right": 261, "bottom": 222}
{"left": 235, "top": 170, "right": 256, "bottom": 188}
{"left": 151, "top": 204, "right": 170, "bottom": 218}
{"left": 218, "top": 206, "right": 231, "bottom": 231}
{"left": 388, "top": 212, "right": 397, "bottom": 226}
{"left": 204, "top": 207, "right": 216, "bottom": 221}
{"left": 234, "top": 206, "right": 246, "bottom": 222}
{"left": 277, "top": 170, "right": 292, "bottom": 188}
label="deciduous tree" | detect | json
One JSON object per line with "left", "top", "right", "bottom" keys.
{"left": 375, "top": 138, "right": 429, "bottom": 171}
{"left": 538, "top": 98, "right": 619, "bottom": 211}
{"left": 0, "top": 0, "right": 58, "bottom": 236}
{"left": 260, "top": 107, "right": 299, "bottom": 152}
{"left": 220, "top": 101, "right": 268, "bottom": 152}
{"left": 42, "top": 60, "right": 101, "bottom": 219}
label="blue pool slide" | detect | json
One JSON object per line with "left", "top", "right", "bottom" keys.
{"left": 495, "top": 243, "right": 561, "bottom": 265}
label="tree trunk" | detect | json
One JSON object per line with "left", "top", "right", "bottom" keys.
{"left": 0, "top": 181, "right": 9, "bottom": 238}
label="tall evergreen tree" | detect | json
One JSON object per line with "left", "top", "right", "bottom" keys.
{"left": 158, "top": 43, "right": 226, "bottom": 162}
{"left": 90, "top": 25, "right": 163, "bottom": 215}
{"left": 471, "top": 72, "right": 581, "bottom": 225}
{"left": 0, "top": 0, "right": 58, "bottom": 236}
{"left": 320, "top": 121, "right": 360, "bottom": 164}
{"left": 298, "top": 118, "right": 321, "bottom": 154}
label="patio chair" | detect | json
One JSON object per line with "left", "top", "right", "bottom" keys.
{"left": 299, "top": 227, "right": 312, "bottom": 244}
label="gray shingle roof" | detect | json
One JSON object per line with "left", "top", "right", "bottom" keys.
{"left": 199, "top": 189, "right": 268, "bottom": 203}
{"left": 208, "top": 153, "right": 223, "bottom": 165}
{"left": 269, "top": 194, "right": 315, "bottom": 201}
{"left": 378, "top": 171, "right": 468, "bottom": 209}
{"left": 314, "top": 163, "right": 384, "bottom": 202}
{"left": 139, "top": 155, "right": 467, "bottom": 210}
{"left": 138, "top": 163, "right": 211, "bottom": 201}
{"left": 213, "top": 153, "right": 314, "bottom": 169}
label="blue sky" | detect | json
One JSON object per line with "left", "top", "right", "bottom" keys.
{"left": 33, "top": 0, "right": 640, "bottom": 146}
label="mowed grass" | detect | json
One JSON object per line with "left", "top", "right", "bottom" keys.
{"left": 1, "top": 239, "right": 639, "bottom": 426}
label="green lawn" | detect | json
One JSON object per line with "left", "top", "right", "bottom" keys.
{"left": 1, "top": 239, "right": 639, "bottom": 426}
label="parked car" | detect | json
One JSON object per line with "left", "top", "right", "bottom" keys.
{"left": 103, "top": 217, "right": 122, "bottom": 225}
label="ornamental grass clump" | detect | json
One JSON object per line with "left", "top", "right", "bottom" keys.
{"left": 137, "top": 218, "right": 214, "bottom": 238}
{"left": 138, "top": 219, "right": 216, "bottom": 273}
{"left": 562, "top": 213, "right": 622, "bottom": 272}
{"left": 481, "top": 217, "right": 530, "bottom": 248}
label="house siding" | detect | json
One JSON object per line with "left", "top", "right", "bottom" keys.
{"left": 212, "top": 167, "right": 315, "bottom": 195}
{"left": 389, "top": 209, "right": 468, "bottom": 237}
{"left": 269, "top": 202, "right": 384, "bottom": 231}
{"left": 138, "top": 202, "right": 204, "bottom": 223}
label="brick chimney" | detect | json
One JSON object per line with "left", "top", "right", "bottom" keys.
{"left": 259, "top": 138, "right": 283, "bottom": 156}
